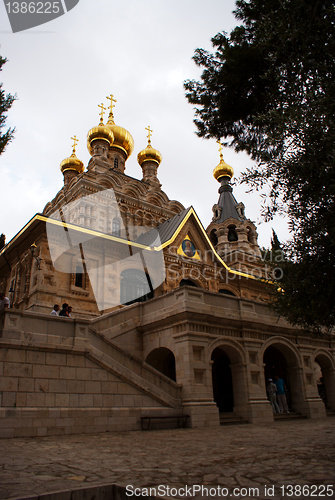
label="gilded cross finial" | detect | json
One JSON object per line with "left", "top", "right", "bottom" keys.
{"left": 145, "top": 125, "right": 153, "bottom": 145}
{"left": 71, "top": 135, "right": 79, "bottom": 155}
{"left": 98, "top": 103, "right": 106, "bottom": 124}
{"left": 106, "top": 94, "right": 117, "bottom": 122}
{"left": 217, "top": 140, "right": 224, "bottom": 160}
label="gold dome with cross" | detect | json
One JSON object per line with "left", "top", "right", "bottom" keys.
{"left": 60, "top": 135, "right": 84, "bottom": 174}
{"left": 137, "top": 125, "right": 162, "bottom": 166}
{"left": 105, "top": 94, "right": 134, "bottom": 158}
{"left": 87, "top": 103, "right": 114, "bottom": 154}
{"left": 213, "top": 141, "right": 234, "bottom": 181}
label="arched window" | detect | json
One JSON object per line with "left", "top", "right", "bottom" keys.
{"left": 228, "top": 225, "right": 238, "bottom": 242}
{"left": 120, "top": 269, "right": 153, "bottom": 305}
{"left": 112, "top": 218, "right": 121, "bottom": 237}
{"left": 209, "top": 229, "right": 218, "bottom": 246}
{"left": 114, "top": 158, "right": 118, "bottom": 169}
{"left": 219, "top": 289, "right": 236, "bottom": 297}
{"left": 179, "top": 279, "right": 197, "bottom": 287}
{"left": 146, "top": 348, "right": 176, "bottom": 381}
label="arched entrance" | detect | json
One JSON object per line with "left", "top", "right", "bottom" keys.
{"left": 211, "top": 345, "right": 247, "bottom": 418}
{"left": 314, "top": 353, "right": 335, "bottom": 412}
{"left": 263, "top": 343, "right": 304, "bottom": 414}
{"left": 145, "top": 348, "right": 176, "bottom": 381}
{"left": 211, "top": 348, "right": 234, "bottom": 412}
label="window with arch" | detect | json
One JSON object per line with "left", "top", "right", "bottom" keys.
{"left": 219, "top": 288, "right": 236, "bottom": 297}
{"left": 112, "top": 218, "right": 121, "bottom": 237}
{"left": 228, "top": 225, "right": 238, "bottom": 242}
{"left": 179, "top": 279, "right": 197, "bottom": 287}
{"left": 209, "top": 229, "right": 218, "bottom": 246}
{"left": 120, "top": 269, "right": 153, "bottom": 305}
{"left": 114, "top": 158, "right": 118, "bottom": 169}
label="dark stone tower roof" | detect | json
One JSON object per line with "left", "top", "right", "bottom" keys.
{"left": 212, "top": 177, "right": 245, "bottom": 223}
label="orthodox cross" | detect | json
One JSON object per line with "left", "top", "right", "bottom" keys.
{"left": 106, "top": 94, "right": 117, "bottom": 121}
{"left": 217, "top": 139, "right": 224, "bottom": 160}
{"left": 145, "top": 125, "right": 153, "bottom": 145}
{"left": 71, "top": 135, "right": 79, "bottom": 154}
{"left": 98, "top": 103, "right": 106, "bottom": 124}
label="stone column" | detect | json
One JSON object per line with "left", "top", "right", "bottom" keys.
{"left": 174, "top": 334, "right": 220, "bottom": 428}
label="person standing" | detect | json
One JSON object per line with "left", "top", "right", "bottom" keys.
{"left": 0, "top": 292, "right": 10, "bottom": 310}
{"left": 50, "top": 304, "right": 60, "bottom": 316}
{"left": 59, "top": 303, "right": 69, "bottom": 317}
{"left": 267, "top": 378, "right": 280, "bottom": 414}
{"left": 275, "top": 375, "right": 289, "bottom": 413}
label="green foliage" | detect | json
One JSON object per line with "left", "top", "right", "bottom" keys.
{"left": 185, "top": 0, "right": 335, "bottom": 332}
{"left": 0, "top": 55, "right": 16, "bottom": 155}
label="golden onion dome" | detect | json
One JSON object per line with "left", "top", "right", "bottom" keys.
{"left": 106, "top": 121, "right": 134, "bottom": 158}
{"left": 138, "top": 143, "right": 162, "bottom": 166}
{"left": 213, "top": 144, "right": 234, "bottom": 181}
{"left": 104, "top": 94, "right": 134, "bottom": 158}
{"left": 60, "top": 153, "right": 84, "bottom": 174}
{"left": 60, "top": 136, "right": 84, "bottom": 174}
{"left": 87, "top": 123, "right": 114, "bottom": 154}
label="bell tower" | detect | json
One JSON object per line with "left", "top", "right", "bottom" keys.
{"left": 206, "top": 144, "right": 262, "bottom": 275}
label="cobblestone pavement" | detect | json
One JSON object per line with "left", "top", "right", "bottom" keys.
{"left": 0, "top": 419, "right": 334, "bottom": 500}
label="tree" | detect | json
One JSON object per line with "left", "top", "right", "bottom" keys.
{"left": 184, "top": 0, "right": 335, "bottom": 333}
{"left": 0, "top": 55, "right": 16, "bottom": 155}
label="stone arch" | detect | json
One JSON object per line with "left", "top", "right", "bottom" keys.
{"left": 123, "top": 181, "right": 147, "bottom": 198}
{"left": 210, "top": 340, "right": 248, "bottom": 418}
{"left": 147, "top": 191, "right": 168, "bottom": 207}
{"left": 313, "top": 350, "right": 335, "bottom": 411}
{"left": 120, "top": 268, "right": 154, "bottom": 305}
{"left": 228, "top": 224, "right": 238, "bottom": 242}
{"left": 168, "top": 201, "right": 185, "bottom": 214}
{"left": 179, "top": 278, "right": 197, "bottom": 288}
{"left": 146, "top": 197, "right": 162, "bottom": 207}
{"left": 106, "top": 172, "right": 123, "bottom": 188}
{"left": 179, "top": 268, "right": 209, "bottom": 289}
{"left": 218, "top": 288, "right": 238, "bottom": 297}
{"left": 209, "top": 228, "right": 218, "bottom": 247}
{"left": 124, "top": 188, "right": 139, "bottom": 199}
{"left": 145, "top": 347, "right": 176, "bottom": 381}
{"left": 95, "top": 176, "right": 115, "bottom": 190}
{"left": 262, "top": 337, "right": 305, "bottom": 414}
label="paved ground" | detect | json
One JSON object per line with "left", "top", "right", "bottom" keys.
{"left": 0, "top": 418, "right": 334, "bottom": 500}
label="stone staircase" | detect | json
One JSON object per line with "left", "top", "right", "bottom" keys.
{"left": 87, "top": 328, "right": 182, "bottom": 409}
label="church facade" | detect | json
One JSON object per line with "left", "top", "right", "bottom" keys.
{"left": 0, "top": 97, "right": 334, "bottom": 438}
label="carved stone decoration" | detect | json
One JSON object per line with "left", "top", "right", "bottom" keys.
{"left": 212, "top": 204, "right": 222, "bottom": 222}
{"left": 236, "top": 202, "right": 246, "bottom": 220}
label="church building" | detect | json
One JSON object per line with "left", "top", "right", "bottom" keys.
{"left": 0, "top": 96, "right": 334, "bottom": 438}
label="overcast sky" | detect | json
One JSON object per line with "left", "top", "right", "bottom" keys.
{"left": 0, "top": 0, "right": 290, "bottom": 248}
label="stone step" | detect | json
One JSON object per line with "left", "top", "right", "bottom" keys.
{"left": 274, "top": 411, "right": 307, "bottom": 421}
{"left": 219, "top": 413, "right": 249, "bottom": 425}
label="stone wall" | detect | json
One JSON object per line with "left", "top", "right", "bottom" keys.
{"left": 0, "top": 310, "right": 183, "bottom": 438}
{"left": 0, "top": 288, "right": 334, "bottom": 438}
